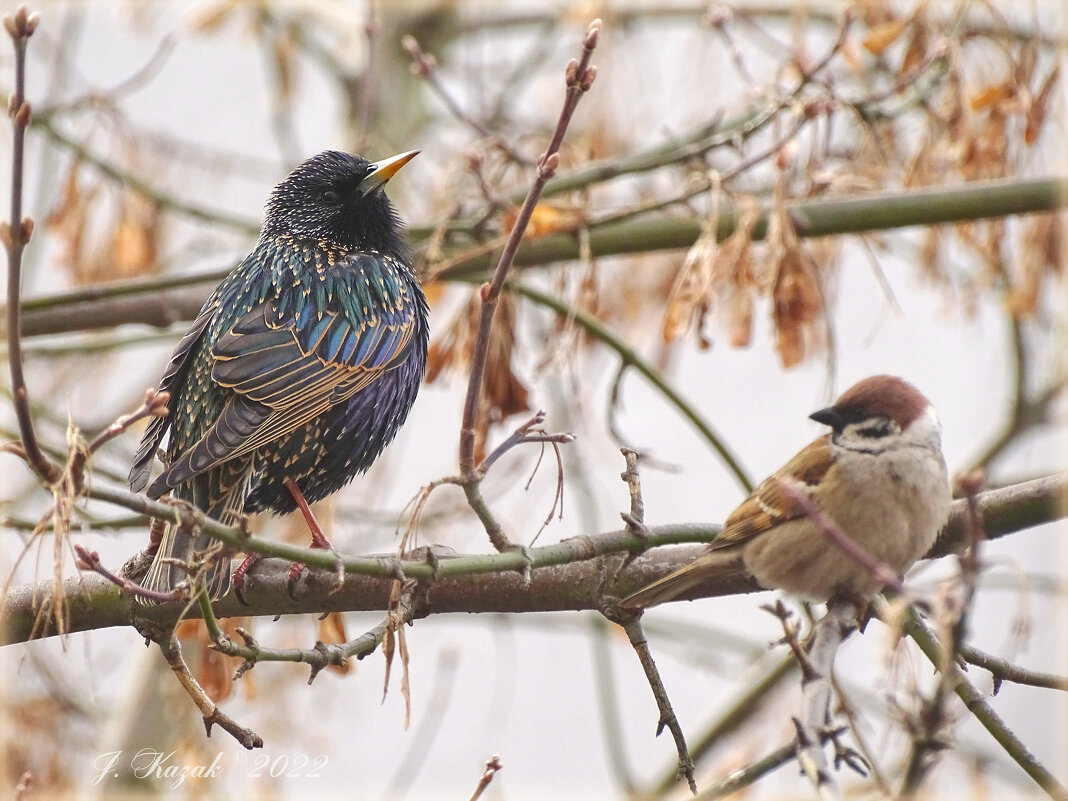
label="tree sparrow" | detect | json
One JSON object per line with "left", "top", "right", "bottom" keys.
{"left": 624, "top": 375, "right": 951, "bottom": 606}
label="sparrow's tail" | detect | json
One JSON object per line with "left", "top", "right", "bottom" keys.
{"left": 622, "top": 548, "right": 742, "bottom": 609}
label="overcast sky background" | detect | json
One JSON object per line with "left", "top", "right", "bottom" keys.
{"left": 1, "top": 2, "right": 1065, "bottom": 799}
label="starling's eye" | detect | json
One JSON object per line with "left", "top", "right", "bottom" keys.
{"left": 320, "top": 190, "right": 341, "bottom": 204}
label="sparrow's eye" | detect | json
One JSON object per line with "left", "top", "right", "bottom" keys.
{"left": 320, "top": 189, "right": 341, "bottom": 204}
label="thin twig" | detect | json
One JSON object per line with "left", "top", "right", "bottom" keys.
{"left": 68, "top": 388, "right": 170, "bottom": 495}
{"left": 155, "top": 632, "right": 263, "bottom": 750}
{"left": 352, "top": 0, "right": 378, "bottom": 150}
{"left": 972, "top": 317, "right": 1067, "bottom": 470}
{"left": 34, "top": 34, "right": 176, "bottom": 118}
{"left": 514, "top": 282, "right": 753, "bottom": 493}
{"left": 457, "top": 19, "right": 599, "bottom": 549}
{"left": 902, "top": 470, "right": 989, "bottom": 796}
{"left": 467, "top": 754, "right": 503, "bottom": 801}
{"left": 609, "top": 447, "right": 655, "bottom": 583}
{"left": 960, "top": 644, "right": 1068, "bottom": 693}
{"left": 776, "top": 477, "right": 906, "bottom": 594}
{"left": 74, "top": 544, "right": 181, "bottom": 604}
{"left": 652, "top": 653, "right": 798, "bottom": 795}
{"left": 197, "top": 572, "right": 424, "bottom": 684}
{"left": 619, "top": 447, "right": 648, "bottom": 536}
{"left": 403, "top": 34, "right": 532, "bottom": 165}
{"left": 692, "top": 741, "right": 801, "bottom": 800}
{"left": 3, "top": 5, "right": 60, "bottom": 486}
{"left": 705, "top": 6, "right": 757, "bottom": 87}
{"left": 34, "top": 118, "right": 261, "bottom": 234}
{"left": 476, "top": 409, "right": 574, "bottom": 475}
{"left": 604, "top": 605, "right": 697, "bottom": 795}
{"left": 898, "top": 608, "right": 1068, "bottom": 801}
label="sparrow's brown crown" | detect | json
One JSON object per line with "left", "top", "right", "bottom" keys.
{"left": 812, "top": 374, "right": 931, "bottom": 432}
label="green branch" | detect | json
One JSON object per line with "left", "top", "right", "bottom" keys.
{"left": 903, "top": 611, "right": 1068, "bottom": 800}
{"left": 512, "top": 281, "right": 754, "bottom": 493}
{"left": 14, "top": 175, "right": 1066, "bottom": 338}
{"left": 34, "top": 118, "right": 262, "bottom": 235}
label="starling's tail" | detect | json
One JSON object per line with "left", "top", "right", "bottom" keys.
{"left": 134, "top": 473, "right": 249, "bottom": 606}
{"left": 136, "top": 521, "right": 232, "bottom": 605}
{"left": 621, "top": 549, "right": 742, "bottom": 609}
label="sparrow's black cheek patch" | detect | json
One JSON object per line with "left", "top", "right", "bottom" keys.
{"left": 856, "top": 419, "right": 894, "bottom": 439}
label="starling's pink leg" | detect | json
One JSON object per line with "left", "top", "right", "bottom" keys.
{"left": 284, "top": 477, "right": 334, "bottom": 596}
{"left": 233, "top": 480, "right": 335, "bottom": 603}
{"left": 284, "top": 477, "right": 332, "bottom": 549}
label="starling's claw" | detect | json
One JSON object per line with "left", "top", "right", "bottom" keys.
{"left": 286, "top": 562, "right": 307, "bottom": 599}
{"left": 232, "top": 553, "right": 263, "bottom": 606}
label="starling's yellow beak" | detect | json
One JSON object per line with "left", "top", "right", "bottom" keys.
{"left": 358, "top": 150, "right": 419, "bottom": 195}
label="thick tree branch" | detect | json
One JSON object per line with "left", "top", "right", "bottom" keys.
{"left": 1, "top": 474, "right": 1062, "bottom": 645}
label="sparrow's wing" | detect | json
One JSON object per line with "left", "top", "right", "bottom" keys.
{"left": 621, "top": 435, "right": 835, "bottom": 609}
{"left": 711, "top": 435, "right": 834, "bottom": 550}
{"left": 149, "top": 287, "right": 418, "bottom": 494}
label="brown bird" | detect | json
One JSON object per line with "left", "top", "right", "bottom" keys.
{"left": 624, "top": 375, "right": 951, "bottom": 607}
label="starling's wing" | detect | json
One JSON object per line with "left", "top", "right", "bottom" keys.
{"left": 150, "top": 293, "right": 418, "bottom": 492}
{"left": 129, "top": 301, "right": 217, "bottom": 492}
{"left": 711, "top": 435, "right": 834, "bottom": 550}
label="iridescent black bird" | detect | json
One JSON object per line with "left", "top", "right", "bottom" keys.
{"left": 129, "top": 150, "right": 428, "bottom": 601}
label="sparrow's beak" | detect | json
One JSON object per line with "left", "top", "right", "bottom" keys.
{"left": 809, "top": 406, "right": 845, "bottom": 430}
{"left": 358, "top": 150, "right": 420, "bottom": 195}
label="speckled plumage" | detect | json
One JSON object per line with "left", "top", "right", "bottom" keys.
{"left": 129, "top": 150, "right": 428, "bottom": 601}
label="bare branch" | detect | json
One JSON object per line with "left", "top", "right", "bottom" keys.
{"left": 2, "top": 474, "right": 1064, "bottom": 645}
{"left": 960, "top": 644, "right": 1068, "bottom": 694}
{"left": 155, "top": 633, "right": 263, "bottom": 750}
{"left": 791, "top": 598, "right": 861, "bottom": 801}
{"left": 898, "top": 608, "right": 1068, "bottom": 801}
{"left": 3, "top": 4, "right": 60, "bottom": 486}
{"left": 467, "top": 754, "right": 503, "bottom": 801}
{"left": 458, "top": 19, "right": 599, "bottom": 480}
{"left": 453, "top": 20, "right": 598, "bottom": 553}
{"left": 402, "top": 34, "right": 532, "bottom": 165}
{"left": 603, "top": 605, "right": 697, "bottom": 795}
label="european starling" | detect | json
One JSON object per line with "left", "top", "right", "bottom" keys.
{"left": 129, "top": 150, "right": 428, "bottom": 601}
